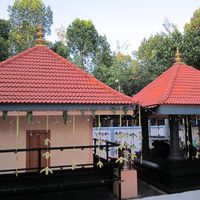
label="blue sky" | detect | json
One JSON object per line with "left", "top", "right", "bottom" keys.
{"left": 0, "top": 0, "right": 200, "bottom": 53}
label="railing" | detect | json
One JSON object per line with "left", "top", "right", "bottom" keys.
{"left": 0, "top": 141, "right": 122, "bottom": 199}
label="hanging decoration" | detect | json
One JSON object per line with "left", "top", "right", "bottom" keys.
{"left": 110, "top": 119, "right": 113, "bottom": 127}
{"left": 126, "top": 119, "right": 129, "bottom": 127}
{"left": 138, "top": 106, "right": 141, "bottom": 127}
{"left": 96, "top": 115, "right": 104, "bottom": 168}
{"left": 81, "top": 110, "right": 85, "bottom": 116}
{"left": 40, "top": 138, "right": 53, "bottom": 175}
{"left": 116, "top": 111, "right": 128, "bottom": 164}
{"left": 196, "top": 116, "right": 198, "bottom": 126}
{"left": 196, "top": 124, "right": 200, "bottom": 159}
{"left": 92, "top": 110, "right": 96, "bottom": 120}
{"left": 111, "top": 107, "right": 116, "bottom": 115}
{"left": 2, "top": 111, "right": 8, "bottom": 121}
{"left": 139, "top": 106, "right": 143, "bottom": 164}
{"left": 123, "top": 106, "right": 128, "bottom": 116}
{"left": 15, "top": 112, "right": 20, "bottom": 177}
{"left": 63, "top": 110, "right": 68, "bottom": 125}
{"left": 72, "top": 115, "right": 77, "bottom": 170}
{"left": 46, "top": 113, "right": 49, "bottom": 132}
{"left": 26, "top": 111, "right": 33, "bottom": 125}
{"left": 40, "top": 113, "right": 53, "bottom": 175}
{"left": 186, "top": 116, "right": 190, "bottom": 159}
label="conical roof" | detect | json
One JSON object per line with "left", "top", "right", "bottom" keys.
{"left": 0, "top": 46, "right": 132, "bottom": 105}
{"left": 133, "top": 62, "right": 200, "bottom": 107}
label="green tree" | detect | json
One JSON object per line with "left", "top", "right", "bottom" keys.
{"left": 184, "top": 8, "right": 200, "bottom": 32}
{"left": 66, "top": 18, "right": 113, "bottom": 72}
{"left": 134, "top": 25, "right": 182, "bottom": 92}
{"left": 182, "top": 8, "right": 200, "bottom": 69}
{"left": 8, "top": 0, "right": 53, "bottom": 54}
{"left": 50, "top": 41, "right": 69, "bottom": 59}
{"left": 94, "top": 52, "right": 138, "bottom": 95}
{"left": 0, "top": 19, "right": 11, "bottom": 61}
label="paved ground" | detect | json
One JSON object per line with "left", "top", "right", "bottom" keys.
{"left": 135, "top": 189, "right": 200, "bottom": 200}
{"left": 137, "top": 179, "right": 166, "bottom": 198}
{"left": 134, "top": 179, "right": 200, "bottom": 200}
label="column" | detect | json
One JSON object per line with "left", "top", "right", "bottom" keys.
{"left": 168, "top": 115, "right": 183, "bottom": 160}
{"left": 184, "top": 115, "right": 196, "bottom": 159}
{"left": 141, "top": 111, "right": 150, "bottom": 154}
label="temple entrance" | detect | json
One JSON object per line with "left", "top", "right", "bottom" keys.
{"left": 26, "top": 130, "right": 50, "bottom": 170}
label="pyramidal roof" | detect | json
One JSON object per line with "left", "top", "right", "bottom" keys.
{"left": 133, "top": 62, "right": 200, "bottom": 107}
{"left": 0, "top": 46, "right": 133, "bottom": 105}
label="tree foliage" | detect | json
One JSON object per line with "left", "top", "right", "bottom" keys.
{"left": 50, "top": 41, "right": 69, "bottom": 59}
{"left": 66, "top": 18, "right": 99, "bottom": 71}
{"left": 182, "top": 8, "right": 200, "bottom": 69}
{"left": 94, "top": 52, "right": 138, "bottom": 95}
{"left": 0, "top": 19, "right": 11, "bottom": 61}
{"left": 182, "top": 30, "right": 200, "bottom": 69}
{"left": 66, "top": 18, "right": 113, "bottom": 72}
{"left": 135, "top": 31, "right": 182, "bottom": 91}
{"left": 8, "top": 0, "right": 53, "bottom": 54}
{"left": 184, "top": 8, "right": 200, "bottom": 32}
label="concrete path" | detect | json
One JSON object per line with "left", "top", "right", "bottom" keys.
{"left": 135, "top": 189, "right": 200, "bottom": 200}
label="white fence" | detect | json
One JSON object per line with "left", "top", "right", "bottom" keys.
{"left": 93, "top": 125, "right": 166, "bottom": 157}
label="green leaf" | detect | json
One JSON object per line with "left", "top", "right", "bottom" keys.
{"left": 26, "top": 111, "right": 32, "bottom": 124}
{"left": 117, "top": 144, "right": 126, "bottom": 151}
{"left": 116, "top": 156, "right": 128, "bottom": 164}
{"left": 40, "top": 166, "right": 53, "bottom": 175}
{"left": 63, "top": 110, "right": 68, "bottom": 125}
{"left": 72, "top": 163, "right": 77, "bottom": 170}
{"left": 42, "top": 151, "right": 52, "bottom": 160}
{"left": 196, "top": 152, "right": 200, "bottom": 159}
{"left": 123, "top": 106, "right": 128, "bottom": 115}
{"left": 44, "top": 138, "right": 51, "bottom": 146}
{"left": 111, "top": 107, "right": 116, "bottom": 114}
{"left": 97, "top": 160, "right": 104, "bottom": 168}
{"left": 81, "top": 110, "right": 85, "bottom": 116}
{"left": 187, "top": 141, "right": 191, "bottom": 146}
{"left": 2, "top": 111, "right": 8, "bottom": 121}
{"left": 130, "top": 153, "right": 137, "bottom": 160}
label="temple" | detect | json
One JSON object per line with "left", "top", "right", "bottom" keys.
{"left": 133, "top": 48, "right": 200, "bottom": 193}
{"left": 0, "top": 26, "right": 135, "bottom": 199}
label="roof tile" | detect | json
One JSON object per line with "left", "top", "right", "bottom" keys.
{"left": 133, "top": 62, "right": 200, "bottom": 107}
{"left": 0, "top": 46, "right": 133, "bottom": 105}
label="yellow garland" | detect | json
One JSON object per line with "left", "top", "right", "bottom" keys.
{"left": 40, "top": 113, "right": 53, "bottom": 175}
{"left": 126, "top": 120, "right": 129, "bottom": 127}
{"left": 116, "top": 112, "right": 125, "bottom": 164}
{"left": 97, "top": 115, "right": 103, "bottom": 168}
{"left": 98, "top": 115, "right": 101, "bottom": 131}
{"left": 46, "top": 113, "right": 49, "bottom": 132}
{"left": 139, "top": 106, "right": 141, "bottom": 127}
{"left": 119, "top": 113, "right": 122, "bottom": 127}
{"left": 15, "top": 113, "right": 20, "bottom": 177}
{"left": 72, "top": 115, "right": 77, "bottom": 170}
{"left": 186, "top": 116, "right": 190, "bottom": 158}
{"left": 139, "top": 106, "right": 143, "bottom": 164}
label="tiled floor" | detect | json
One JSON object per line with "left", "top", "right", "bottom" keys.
{"left": 136, "top": 179, "right": 166, "bottom": 199}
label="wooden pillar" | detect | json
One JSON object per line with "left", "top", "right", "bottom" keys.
{"left": 168, "top": 115, "right": 183, "bottom": 160}
{"left": 141, "top": 111, "right": 150, "bottom": 154}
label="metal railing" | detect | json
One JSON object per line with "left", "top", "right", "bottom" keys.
{"left": 0, "top": 140, "right": 122, "bottom": 199}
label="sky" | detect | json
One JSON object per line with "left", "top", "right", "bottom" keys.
{"left": 0, "top": 0, "right": 200, "bottom": 53}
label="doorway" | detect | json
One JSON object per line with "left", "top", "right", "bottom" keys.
{"left": 26, "top": 130, "right": 50, "bottom": 171}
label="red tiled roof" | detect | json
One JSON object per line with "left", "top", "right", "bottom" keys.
{"left": 0, "top": 46, "right": 133, "bottom": 104}
{"left": 133, "top": 62, "right": 200, "bottom": 107}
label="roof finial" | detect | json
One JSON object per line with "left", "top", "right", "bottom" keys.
{"left": 175, "top": 47, "right": 182, "bottom": 63}
{"left": 36, "top": 25, "right": 45, "bottom": 46}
